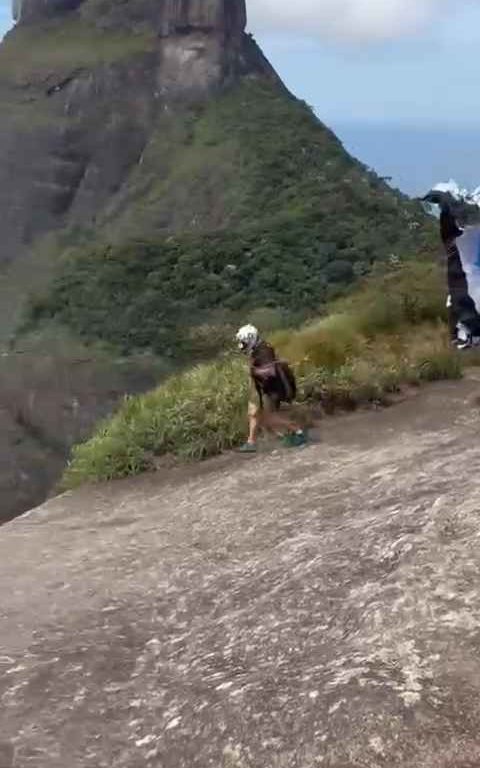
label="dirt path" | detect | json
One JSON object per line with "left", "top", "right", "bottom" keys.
{"left": 2, "top": 372, "right": 480, "bottom": 767}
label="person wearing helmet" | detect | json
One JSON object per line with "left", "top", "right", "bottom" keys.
{"left": 235, "top": 324, "right": 307, "bottom": 453}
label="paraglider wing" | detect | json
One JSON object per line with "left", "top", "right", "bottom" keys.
{"left": 423, "top": 189, "right": 480, "bottom": 340}
{"left": 455, "top": 226, "right": 480, "bottom": 315}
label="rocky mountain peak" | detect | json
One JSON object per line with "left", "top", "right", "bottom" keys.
{"left": 12, "top": 0, "right": 247, "bottom": 37}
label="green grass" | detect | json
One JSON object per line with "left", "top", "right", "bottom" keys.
{"left": 272, "top": 259, "right": 446, "bottom": 369}
{"left": 61, "top": 357, "right": 249, "bottom": 487}
{"left": 60, "top": 259, "right": 462, "bottom": 490}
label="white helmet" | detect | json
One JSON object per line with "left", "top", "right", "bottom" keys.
{"left": 236, "top": 324, "right": 259, "bottom": 353}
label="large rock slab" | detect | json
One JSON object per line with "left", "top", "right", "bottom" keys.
{"left": 2, "top": 373, "right": 480, "bottom": 766}
{"left": 0, "top": 0, "right": 264, "bottom": 270}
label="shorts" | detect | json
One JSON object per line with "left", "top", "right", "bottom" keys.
{"left": 248, "top": 392, "right": 281, "bottom": 418}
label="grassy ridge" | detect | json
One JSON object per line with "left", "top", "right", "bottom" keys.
{"left": 61, "top": 259, "right": 461, "bottom": 490}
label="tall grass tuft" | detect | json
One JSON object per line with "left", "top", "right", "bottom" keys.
{"left": 62, "top": 358, "right": 249, "bottom": 488}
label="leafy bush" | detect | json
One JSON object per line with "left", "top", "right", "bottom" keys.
{"left": 25, "top": 228, "right": 438, "bottom": 359}
{"left": 61, "top": 259, "right": 461, "bottom": 490}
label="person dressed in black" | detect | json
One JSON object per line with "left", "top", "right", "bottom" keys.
{"left": 235, "top": 324, "right": 307, "bottom": 453}
{"left": 423, "top": 189, "right": 480, "bottom": 348}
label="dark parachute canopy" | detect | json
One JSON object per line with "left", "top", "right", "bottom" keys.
{"left": 423, "top": 189, "right": 480, "bottom": 346}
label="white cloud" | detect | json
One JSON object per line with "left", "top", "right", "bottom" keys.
{"left": 247, "top": 0, "right": 448, "bottom": 43}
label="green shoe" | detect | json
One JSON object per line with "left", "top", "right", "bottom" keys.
{"left": 282, "top": 430, "right": 308, "bottom": 448}
{"left": 293, "top": 431, "right": 308, "bottom": 447}
{"left": 239, "top": 442, "right": 257, "bottom": 454}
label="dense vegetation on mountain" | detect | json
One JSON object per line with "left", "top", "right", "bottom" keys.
{"left": 23, "top": 80, "right": 434, "bottom": 358}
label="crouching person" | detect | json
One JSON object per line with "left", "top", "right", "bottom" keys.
{"left": 235, "top": 324, "right": 307, "bottom": 453}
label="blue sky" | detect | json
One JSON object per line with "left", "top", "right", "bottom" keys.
{"left": 250, "top": 0, "right": 480, "bottom": 194}
{"left": 1, "top": 0, "right": 479, "bottom": 195}
{"left": 0, "top": 0, "right": 10, "bottom": 32}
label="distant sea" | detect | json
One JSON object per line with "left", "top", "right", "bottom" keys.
{"left": 331, "top": 121, "right": 480, "bottom": 199}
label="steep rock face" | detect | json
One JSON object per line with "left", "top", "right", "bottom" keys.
{"left": 0, "top": 349, "right": 165, "bottom": 524}
{"left": 0, "top": 0, "right": 271, "bottom": 267}
{"left": 14, "top": 0, "right": 247, "bottom": 35}
{"left": 13, "top": 0, "right": 81, "bottom": 22}
{"left": 0, "top": 0, "right": 276, "bottom": 520}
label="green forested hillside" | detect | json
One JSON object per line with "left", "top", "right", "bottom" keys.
{"left": 23, "top": 80, "right": 435, "bottom": 358}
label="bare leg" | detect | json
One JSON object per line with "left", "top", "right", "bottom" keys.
{"left": 262, "top": 409, "right": 300, "bottom": 436}
{"left": 248, "top": 413, "right": 260, "bottom": 444}
{"left": 244, "top": 402, "right": 304, "bottom": 449}
{"left": 247, "top": 402, "right": 260, "bottom": 445}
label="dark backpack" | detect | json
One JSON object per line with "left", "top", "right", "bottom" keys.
{"left": 252, "top": 358, "right": 297, "bottom": 404}
{"left": 275, "top": 359, "right": 297, "bottom": 403}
